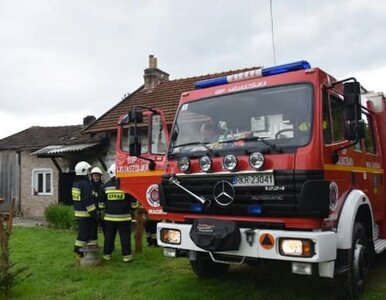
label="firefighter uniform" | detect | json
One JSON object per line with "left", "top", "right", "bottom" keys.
{"left": 101, "top": 176, "right": 138, "bottom": 262}
{"left": 90, "top": 168, "right": 105, "bottom": 236}
{"left": 145, "top": 219, "right": 158, "bottom": 247}
{"left": 72, "top": 164, "right": 98, "bottom": 257}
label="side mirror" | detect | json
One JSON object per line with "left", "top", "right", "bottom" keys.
{"left": 128, "top": 110, "right": 143, "bottom": 123}
{"left": 343, "top": 82, "right": 362, "bottom": 122}
{"left": 129, "top": 127, "right": 141, "bottom": 157}
{"left": 345, "top": 120, "right": 365, "bottom": 141}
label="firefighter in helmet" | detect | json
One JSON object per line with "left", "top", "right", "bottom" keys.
{"left": 101, "top": 163, "right": 139, "bottom": 262}
{"left": 72, "top": 161, "right": 98, "bottom": 258}
{"left": 90, "top": 166, "right": 105, "bottom": 239}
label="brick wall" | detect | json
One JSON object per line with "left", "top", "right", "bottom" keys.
{"left": 20, "top": 151, "right": 59, "bottom": 218}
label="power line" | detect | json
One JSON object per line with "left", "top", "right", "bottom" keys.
{"left": 270, "top": 0, "right": 276, "bottom": 65}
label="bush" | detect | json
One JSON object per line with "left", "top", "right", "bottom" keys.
{"left": 44, "top": 204, "right": 76, "bottom": 230}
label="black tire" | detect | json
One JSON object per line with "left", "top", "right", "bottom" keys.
{"left": 336, "top": 222, "right": 370, "bottom": 299}
{"left": 190, "top": 252, "right": 230, "bottom": 278}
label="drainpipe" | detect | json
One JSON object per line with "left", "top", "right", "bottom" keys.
{"left": 16, "top": 151, "right": 21, "bottom": 215}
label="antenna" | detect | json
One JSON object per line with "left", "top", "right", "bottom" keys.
{"left": 270, "top": 0, "right": 277, "bottom": 65}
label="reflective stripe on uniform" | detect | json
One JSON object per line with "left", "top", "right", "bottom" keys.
{"left": 131, "top": 201, "right": 139, "bottom": 209}
{"left": 74, "top": 210, "right": 90, "bottom": 217}
{"left": 75, "top": 240, "right": 87, "bottom": 247}
{"left": 72, "top": 187, "right": 81, "bottom": 201}
{"left": 104, "top": 213, "right": 132, "bottom": 221}
{"left": 87, "top": 240, "right": 98, "bottom": 246}
{"left": 146, "top": 233, "right": 157, "bottom": 239}
{"left": 86, "top": 204, "right": 97, "bottom": 213}
{"left": 98, "top": 202, "right": 106, "bottom": 209}
{"left": 105, "top": 187, "right": 125, "bottom": 201}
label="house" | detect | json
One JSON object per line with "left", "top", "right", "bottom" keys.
{"left": 0, "top": 117, "right": 107, "bottom": 217}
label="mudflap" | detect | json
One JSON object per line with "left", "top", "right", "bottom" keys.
{"left": 189, "top": 218, "right": 241, "bottom": 252}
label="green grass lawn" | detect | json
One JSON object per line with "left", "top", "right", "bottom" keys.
{"left": 5, "top": 226, "right": 386, "bottom": 299}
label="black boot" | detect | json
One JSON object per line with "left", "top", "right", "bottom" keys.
{"left": 150, "top": 238, "right": 159, "bottom": 247}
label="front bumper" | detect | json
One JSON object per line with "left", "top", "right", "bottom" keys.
{"left": 157, "top": 222, "right": 337, "bottom": 263}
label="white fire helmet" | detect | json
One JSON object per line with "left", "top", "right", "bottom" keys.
{"left": 75, "top": 161, "right": 91, "bottom": 176}
{"left": 91, "top": 167, "right": 103, "bottom": 175}
{"left": 108, "top": 163, "right": 116, "bottom": 178}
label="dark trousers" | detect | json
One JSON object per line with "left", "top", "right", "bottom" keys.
{"left": 74, "top": 218, "right": 97, "bottom": 254}
{"left": 90, "top": 219, "right": 98, "bottom": 244}
{"left": 104, "top": 220, "right": 132, "bottom": 256}
{"left": 145, "top": 220, "right": 158, "bottom": 246}
{"left": 98, "top": 217, "right": 105, "bottom": 235}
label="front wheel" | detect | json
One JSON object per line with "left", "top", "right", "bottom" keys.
{"left": 336, "top": 222, "right": 370, "bottom": 299}
{"left": 190, "top": 252, "right": 230, "bottom": 278}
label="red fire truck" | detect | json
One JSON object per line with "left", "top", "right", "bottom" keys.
{"left": 126, "top": 61, "right": 386, "bottom": 298}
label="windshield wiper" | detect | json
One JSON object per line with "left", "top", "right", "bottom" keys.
{"left": 172, "top": 141, "right": 212, "bottom": 152}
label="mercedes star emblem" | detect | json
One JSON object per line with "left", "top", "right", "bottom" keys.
{"left": 213, "top": 180, "right": 235, "bottom": 206}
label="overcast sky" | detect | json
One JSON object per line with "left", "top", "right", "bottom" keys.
{"left": 1, "top": 0, "right": 386, "bottom": 139}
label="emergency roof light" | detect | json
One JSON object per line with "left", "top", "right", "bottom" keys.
{"left": 194, "top": 60, "right": 311, "bottom": 89}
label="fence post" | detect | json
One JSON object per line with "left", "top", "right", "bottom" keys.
{"left": 0, "top": 197, "right": 15, "bottom": 276}
{"left": 134, "top": 207, "right": 145, "bottom": 253}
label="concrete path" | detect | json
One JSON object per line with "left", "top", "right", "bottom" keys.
{"left": 12, "top": 217, "right": 47, "bottom": 227}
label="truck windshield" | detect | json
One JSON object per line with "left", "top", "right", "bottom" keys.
{"left": 169, "top": 84, "right": 313, "bottom": 155}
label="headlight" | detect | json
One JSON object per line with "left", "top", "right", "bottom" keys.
{"left": 223, "top": 154, "right": 238, "bottom": 171}
{"left": 249, "top": 152, "right": 264, "bottom": 169}
{"left": 161, "top": 229, "right": 181, "bottom": 244}
{"left": 199, "top": 156, "right": 212, "bottom": 172}
{"left": 279, "top": 238, "right": 314, "bottom": 257}
{"left": 178, "top": 157, "right": 191, "bottom": 172}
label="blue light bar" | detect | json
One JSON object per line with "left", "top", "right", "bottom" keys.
{"left": 191, "top": 203, "right": 204, "bottom": 212}
{"left": 261, "top": 60, "right": 311, "bottom": 76}
{"left": 194, "top": 60, "right": 311, "bottom": 89}
{"left": 248, "top": 205, "right": 262, "bottom": 215}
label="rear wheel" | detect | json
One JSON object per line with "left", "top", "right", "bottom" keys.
{"left": 337, "top": 222, "right": 370, "bottom": 299}
{"left": 190, "top": 252, "right": 230, "bottom": 278}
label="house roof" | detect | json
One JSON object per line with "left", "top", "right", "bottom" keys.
{"left": 83, "top": 66, "right": 259, "bottom": 134}
{"left": 31, "top": 142, "right": 101, "bottom": 156}
{"left": 0, "top": 125, "right": 104, "bottom": 151}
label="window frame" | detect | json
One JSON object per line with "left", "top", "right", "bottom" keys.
{"left": 32, "top": 168, "right": 53, "bottom": 196}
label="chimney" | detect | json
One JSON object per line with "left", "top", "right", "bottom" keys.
{"left": 83, "top": 115, "right": 96, "bottom": 126}
{"left": 143, "top": 55, "right": 169, "bottom": 90}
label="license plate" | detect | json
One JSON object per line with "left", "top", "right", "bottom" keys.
{"left": 231, "top": 173, "right": 275, "bottom": 186}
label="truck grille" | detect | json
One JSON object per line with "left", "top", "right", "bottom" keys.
{"left": 160, "top": 170, "right": 324, "bottom": 217}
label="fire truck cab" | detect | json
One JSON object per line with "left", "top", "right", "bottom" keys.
{"left": 116, "top": 108, "right": 170, "bottom": 219}
{"left": 128, "top": 61, "right": 386, "bottom": 298}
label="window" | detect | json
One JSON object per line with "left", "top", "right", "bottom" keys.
{"left": 121, "top": 126, "right": 149, "bottom": 154}
{"left": 363, "top": 112, "right": 376, "bottom": 154}
{"left": 323, "top": 93, "right": 345, "bottom": 144}
{"left": 170, "top": 84, "right": 313, "bottom": 155}
{"left": 32, "top": 169, "right": 53, "bottom": 195}
{"left": 330, "top": 96, "right": 345, "bottom": 142}
{"left": 151, "top": 114, "right": 167, "bottom": 154}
